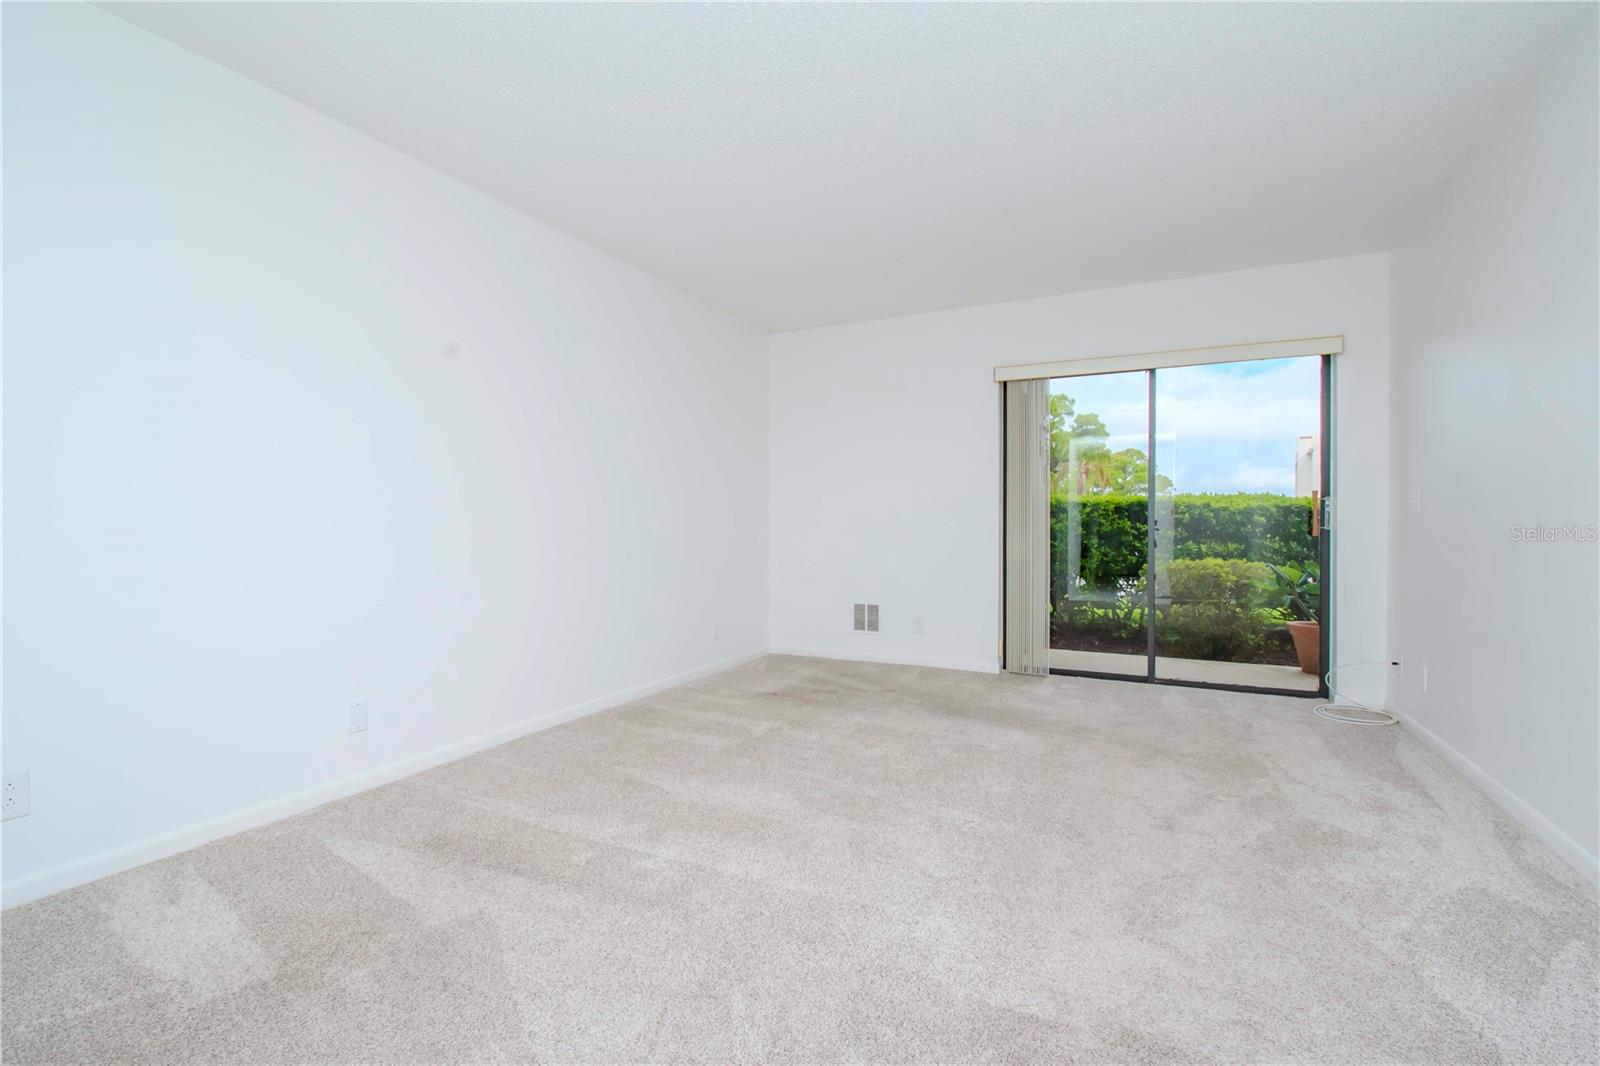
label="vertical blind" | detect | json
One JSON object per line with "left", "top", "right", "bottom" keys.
{"left": 1003, "top": 379, "right": 1050, "bottom": 675}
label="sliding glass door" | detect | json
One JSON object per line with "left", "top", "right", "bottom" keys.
{"left": 1151, "top": 359, "right": 1324, "bottom": 692}
{"left": 1047, "top": 370, "right": 1151, "bottom": 678}
{"left": 1024, "top": 354, "right": 1329, "bottom": 696}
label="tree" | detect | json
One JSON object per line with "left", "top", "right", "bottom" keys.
{"left": 1048, "top": 392, "right": 1168, "bottom": 495}
{"left": 1046, "top": 393, "right": 1076, "bottom": 474}
{"left": 1069, "top": 412, "right": 1109, "bottom": 440}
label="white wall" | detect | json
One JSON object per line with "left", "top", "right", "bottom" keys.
{"left": 769, "top": 255, "right": 1391, "bottom": 699}
{"left": 1, "top": 4, "right": 767, "bottom": 903}
{"left": 1389, "top": 11, "right": 1599, "bottom": 881}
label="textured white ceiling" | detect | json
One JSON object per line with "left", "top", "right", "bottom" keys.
{"left": 101, "top": 2, "right": 1582, "bottom": 330}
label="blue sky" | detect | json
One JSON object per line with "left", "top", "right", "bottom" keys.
{"left": 1048, "top": 356, "right": 1320, "bottom": 494}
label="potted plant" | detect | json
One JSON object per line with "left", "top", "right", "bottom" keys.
{"left": 1267, "top": 562, "right": 1321, "bottom": 675}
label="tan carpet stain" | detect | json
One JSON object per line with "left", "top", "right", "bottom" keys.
{"left": 2, "top": 655, "right": 1596, "bottom": 1064}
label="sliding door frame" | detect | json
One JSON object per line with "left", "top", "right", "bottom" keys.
{"left": 1002, "top": 352, "right": 1333, "bottom": 699}
{"left": 1144, "top": 369, "right": 1158, "bottom": 682}
{"left": 1318, "top": 353, "right": 1334, "bottom": 698}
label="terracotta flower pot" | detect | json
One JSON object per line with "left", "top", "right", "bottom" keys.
{"left": 1286, "top": 620, "right": 1320, "bottom": 676}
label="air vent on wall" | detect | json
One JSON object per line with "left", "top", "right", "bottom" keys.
{"left": 853, "top": 603, "right": 880, "bottom": 632}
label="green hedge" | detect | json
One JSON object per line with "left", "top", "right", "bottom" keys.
{"left": 1159, "top": 558, "right": 1275, "bottom": 660}
{"left": 1051, "top": 493, "right": 1315, "bottom": 601}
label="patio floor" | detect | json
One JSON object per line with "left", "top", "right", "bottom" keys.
{"left": 1048, "top": 648, "right": 1321, "bottom": 692}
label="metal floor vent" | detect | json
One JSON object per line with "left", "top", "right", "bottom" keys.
{"left": 853, "top": 603, "right": 880, "bottom": 632}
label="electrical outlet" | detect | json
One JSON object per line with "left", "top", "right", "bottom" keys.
{"left": 911, "top": 615, "right": 926, "bottom": 635}
{"left": 3, "top": 772, "right": 31, "bottom": 821}
{"left": 349, "top": 699, "right": 369, "bottom": 734}
{"left": 712, "top": 619, "right": 721, "bottom": 642}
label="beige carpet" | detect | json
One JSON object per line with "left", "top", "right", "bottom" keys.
{"left": 3, "top": 655, "right": 1596, "bottom": 1064}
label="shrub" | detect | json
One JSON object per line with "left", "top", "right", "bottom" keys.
{"left": 1059, "top": 575, "right": 1146, "bottom": 640}
{"left": 1048, "top": 494, "right": 1314, "bottom": 658}
{"left": 1265, "top": 561, "right": 1321, "bottom": 623}
{"left": 1157, "top": 558, "right": 1274, "bottom": 661}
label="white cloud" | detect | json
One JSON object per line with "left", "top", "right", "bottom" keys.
{"left": 1226, "top": 461, "right": 1295, "bottom": 492}
{"left": 1049, "top": 357, "right": 1321, "bottom": 447}
{"left": 1174, "top": 459, "right": 1296, "bottom": 495}
{"left": 1156, "top": 358, "right": 1320, "bottom": 444}
{"left": 1048, "top": 357, "right": 1320, "bottom": 493}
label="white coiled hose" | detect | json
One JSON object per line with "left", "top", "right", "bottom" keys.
{"left": 1314, "top": 660, "right": 1399, "bottom": 725}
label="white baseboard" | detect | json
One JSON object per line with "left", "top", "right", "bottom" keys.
{"left": 0, "top": 650, "right": 767, "bottom": 910}
{"left": 769, "top": 645, "right": 1000, "bottom": 675}
{"left": 1394, "top": 707, "right": 1599, "bottom": 888}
